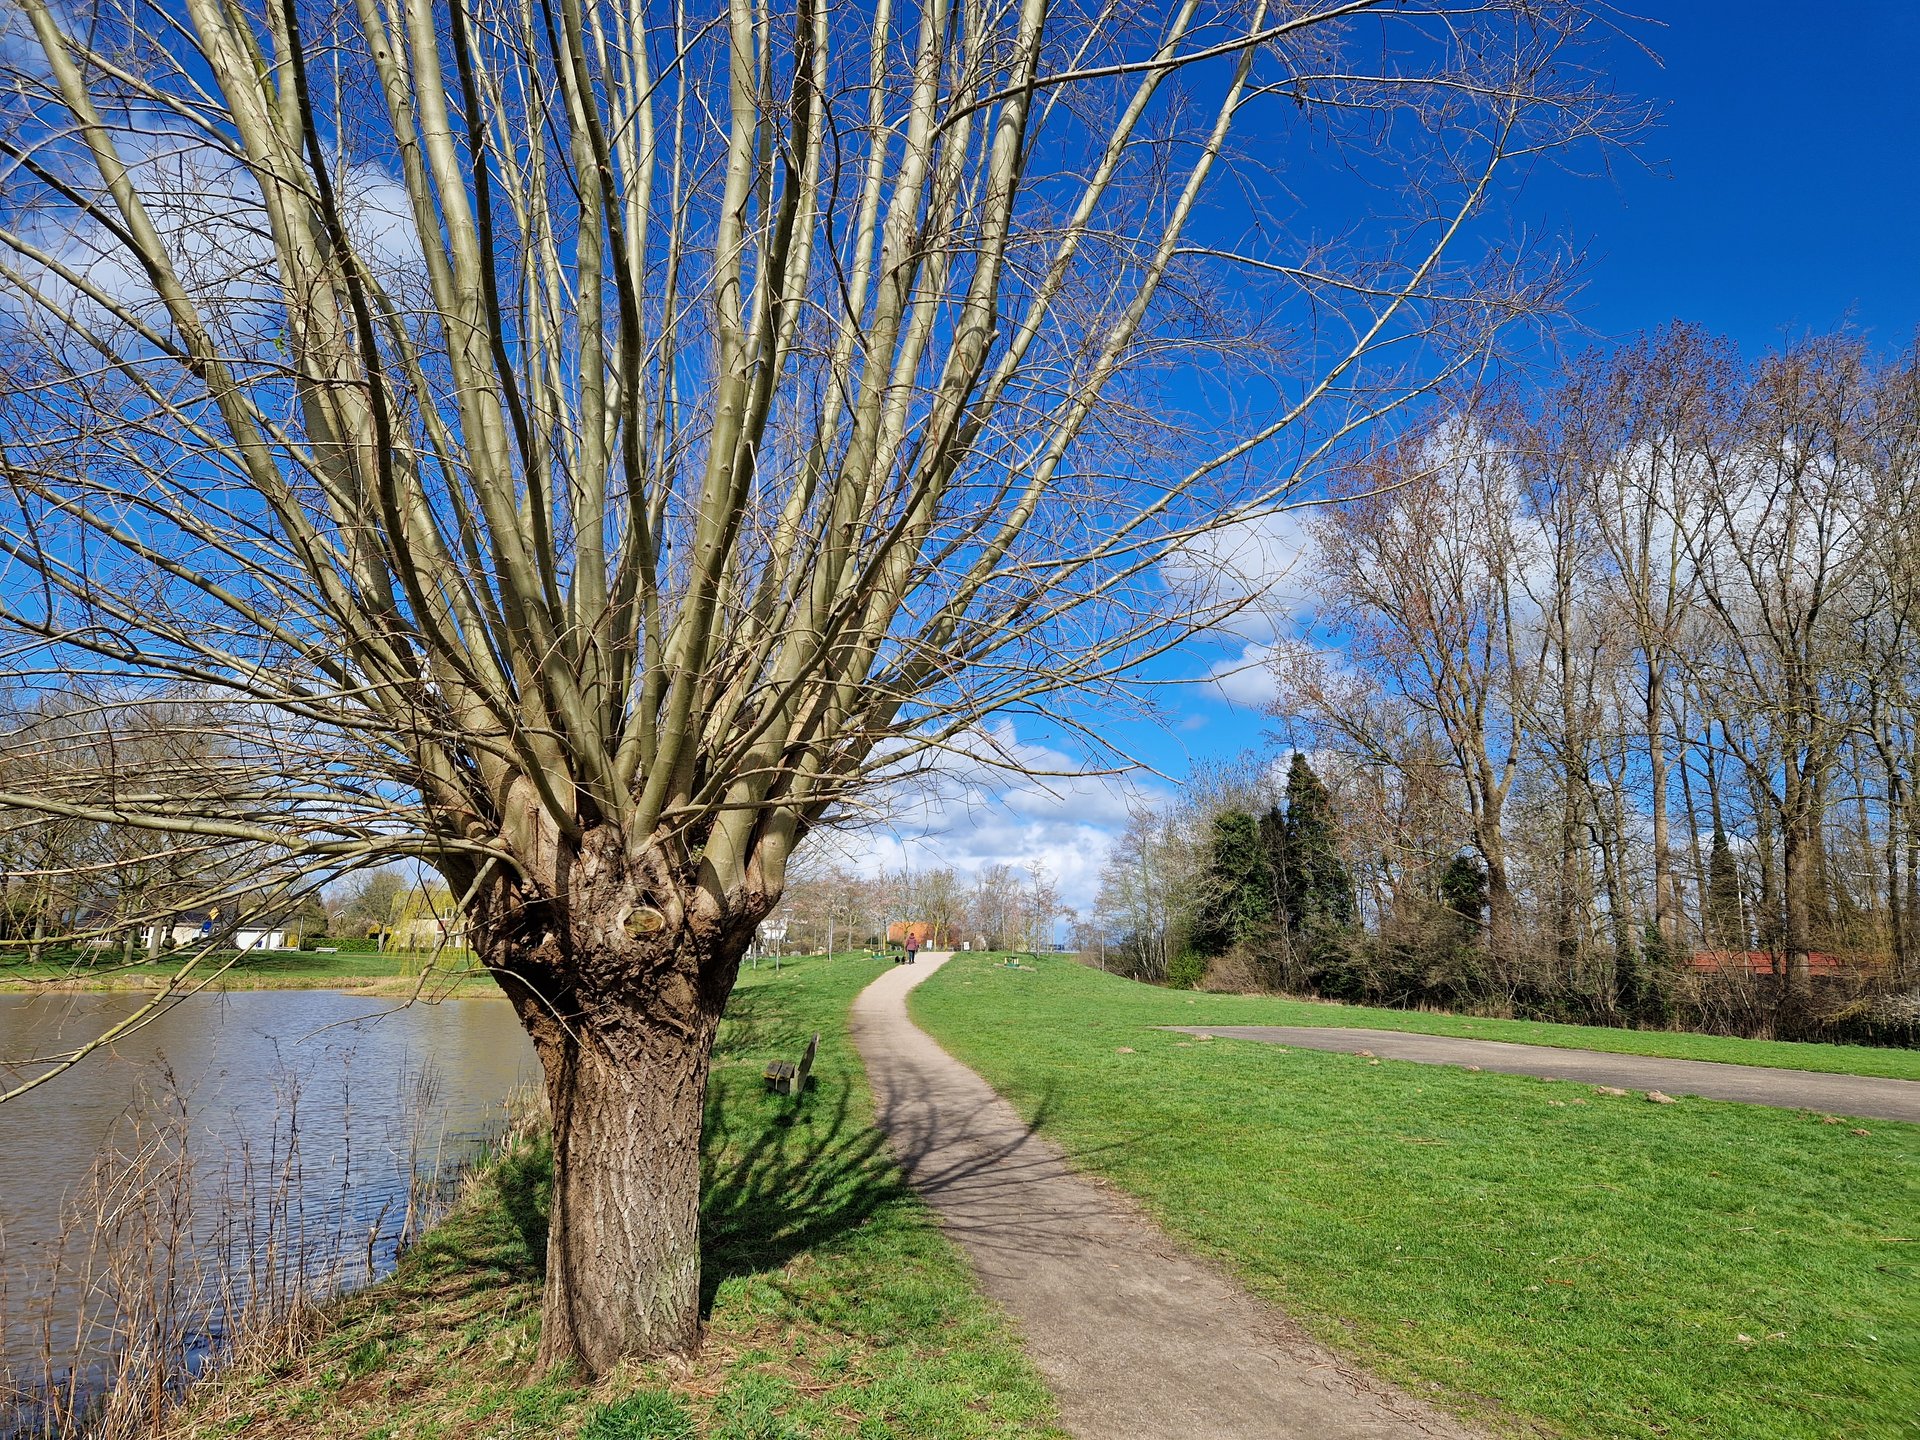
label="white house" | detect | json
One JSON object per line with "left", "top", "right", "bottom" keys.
{"left": 142, "top": 911, "right": 291, "bottom": 953}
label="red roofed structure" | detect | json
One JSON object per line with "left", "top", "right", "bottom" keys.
{"left": 1688, "top": 949, "right": 1848, "bottom": 977}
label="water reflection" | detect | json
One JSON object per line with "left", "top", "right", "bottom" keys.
{"left": 0, "top": 990, "right": 537, "bottom": 1429}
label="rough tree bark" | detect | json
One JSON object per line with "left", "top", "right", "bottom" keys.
{"left": 460, "top": 827, "right": 761, "bottom": 1367}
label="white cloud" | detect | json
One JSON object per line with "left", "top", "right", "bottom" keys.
{"left": 1163, "top": 508, "right": 1318, "bottom": 646}
{"left": 1205, "top": 641, "right": 1281, "bottom": 707}
{"left": 816, "top": 720, "right": 1171, "bottom": 916}
{"left": 2, "top": 119, "right": 422, "bottom": 342}
{"left": 1158, "top": 505, "right": 1334, "bottom": 708}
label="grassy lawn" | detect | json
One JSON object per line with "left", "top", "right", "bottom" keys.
{"left": 163, "top": 953, "right": 1062, "bottom": 1440}
{"left": 0, "top": 948, "right": 498, "bottom": 994}
{"left": 914, "top": 953, "right": 1919, "bottom": 1440}
{"left": 1036, "top": 961, "right": 1920, "bottom": 1081}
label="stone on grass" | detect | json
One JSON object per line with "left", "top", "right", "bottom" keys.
{"left": 1645, "top": 1090, "right": 1677, "bottom": 1104}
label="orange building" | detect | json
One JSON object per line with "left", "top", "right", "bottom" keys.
{"left": 886, "top": 920, "right": 949, "bottom": 949}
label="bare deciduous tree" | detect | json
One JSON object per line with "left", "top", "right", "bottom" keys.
{"left": 1307, "top": 418, "right": 1550, "bottom": 966}
{"left": 1260, "top": 326, "right": 1920, "bottom": 1035}
{"left": 0, "top": 0, "right": 1625, "bottom": 1369}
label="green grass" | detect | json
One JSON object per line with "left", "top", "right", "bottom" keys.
{"left": 914, "top": 952, "right": 1919, "bottom": 1440}
{"left": 1043, "top": 961, "right": 1920, "bottom": 1081}
{"left": 164, "top": 953, "right": 1063, "bottom": 1440}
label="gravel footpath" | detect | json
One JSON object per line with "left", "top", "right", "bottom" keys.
{"left": 851, "top": 953, "right": 1486, "bottom": 1440}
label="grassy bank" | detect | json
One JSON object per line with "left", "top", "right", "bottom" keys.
{"left": 0, "top": 949, "right": 499, "bottom": 995}
{"left": 914, "top": 953, "right": 1919, "bottom": 1440}
{"left": 161, "top": 953, "right": 1062, "bottom": 1440}
{"left": 1049, "top": 962, "right": 1920, "bottom": 1081}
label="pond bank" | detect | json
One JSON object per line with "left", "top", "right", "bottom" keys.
{"left": 151, "top": 953, "right": 1061, "bottom": 1440}
{"left": 0, "top": 955, "right": 502, "bottom": 995}
{"left": 0, "top": 974, "right": 503, "bottom": 995}
{"left": 0, "top": 990, "right": 540, "bottom": 1437}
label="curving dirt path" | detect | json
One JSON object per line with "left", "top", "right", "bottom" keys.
{"left": 849, "top": 953, "right": 1485, "bottom": 1440}
{"left": 1161, "top": 1026, "right": 1920, "bottom": 1124}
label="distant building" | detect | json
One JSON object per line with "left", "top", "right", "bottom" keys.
{"left": 1688, "top": 949, "right": 1849, "bottom": 977}
{"left": 391, "top": 916, "right": 467, "bottom": 951}
{"left": 142, "top": 910, "right": 290, "bottom": 953}
{"left": 886, "top": 920, "right": 948, "bottom": 948}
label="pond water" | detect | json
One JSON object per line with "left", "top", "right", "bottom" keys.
{"left": 0, "top": 990, "right": 538, "bottom": 1429}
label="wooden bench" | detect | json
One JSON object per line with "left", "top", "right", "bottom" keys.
{"left": 764, "top": 1031, "right": 819, "bottom": 1096}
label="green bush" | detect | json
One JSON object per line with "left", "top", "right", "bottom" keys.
{"left": 1165, "top": 951, "right": 1207, "bottom": 990}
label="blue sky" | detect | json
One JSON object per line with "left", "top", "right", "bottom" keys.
{"left": 1536, "top": 3, "right": 1920, "bottom": 350}
{"left": 896, "top": 7, "right": 1920, "bottom": 919}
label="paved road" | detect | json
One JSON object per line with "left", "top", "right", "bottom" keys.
{"left": 1161, "top": 1025, "right": 1920, "bottom": 1124}
{"left": 852, "top": 953, "right": 1484, "bottom": 1440}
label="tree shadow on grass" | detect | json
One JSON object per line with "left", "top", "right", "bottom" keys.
{"left": 492, "top": 1137, "right": 553, "bottom": 1280}
{"left": 413, "top": 983, "right": 910, "bottom": 1315}
{"left": 397, "top": 1134, "right": 552, "bottom": 1297}
{"left": 698, "top": 989, "right": 900, "bottom": 1313}
{"left": 419, "top": 977, "right": 1105, "bottom": 1320}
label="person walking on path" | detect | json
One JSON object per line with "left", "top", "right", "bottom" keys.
{"left": 904, "top": 931, "right": 920, "bottom": 964}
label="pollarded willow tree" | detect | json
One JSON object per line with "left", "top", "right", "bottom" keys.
{"left": 0, "top": 0, "right": 1629, "bottom": 1370}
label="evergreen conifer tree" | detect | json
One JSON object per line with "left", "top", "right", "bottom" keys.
{"left": 1191, "top": 809, "right": 1272, "bottom": 955}
{"left": 1281, "top": 755, "right": 1357, "bottom": 935}
{"left": 1437, "top": 853, "right": 1488, "bottom": 947}
{"left": 1257, "top": 805, "right": 1290, "bottom": 921}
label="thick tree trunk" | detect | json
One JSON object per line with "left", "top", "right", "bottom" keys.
{"left": 1677, "top": 730, "right": 1707, "bottom": 948}
{"left": 1601, "top": 773, "right": 1636, "bottom": 975}
{"left": 1781, "top": 762, "right": 1815, "bottom": 993}
{"left": 1751, "top": 778, "right": 1781, "bottom": 951}
{"left": 1907, "top": 815, "right": 1920, "bottom": 988}
{"left": 1554, "top": 787, "right": 1584, "bottom": 976}
{"left": 464, "top": 822, "right": 761, "bottom": 1377}
{"left": 535, "top": 1001, "right": 716, "bottom": 1370}
{"left": 1478, "top": 810, "right": 1518, "bottom": 993}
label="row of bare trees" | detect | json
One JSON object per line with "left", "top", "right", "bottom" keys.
{"left": 773, "top": 859, "right": 1063, "bottom": 953}
{"left": 0, "top": 691, "right": 300, "bottom": 964}
{"left": 1254, "top": 325, "right": 1920, "bottom": 1036}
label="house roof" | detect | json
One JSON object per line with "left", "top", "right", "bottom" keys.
{"left": 1688, "top": 949, "right": 1847, "bottom": 975}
